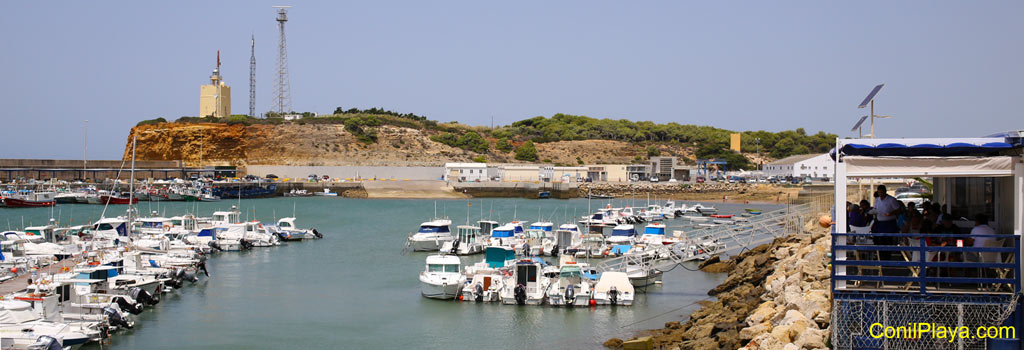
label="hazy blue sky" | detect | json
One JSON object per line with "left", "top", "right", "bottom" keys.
{"left": 2, "top": 1, "right": 1021, "bottom": 159}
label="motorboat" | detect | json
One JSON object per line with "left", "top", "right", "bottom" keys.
{"left": 284, "top": 189, "right": 313, "bottom": 197}
{"left": 243, "top": 221, "right": 281, "bottom": 247}
{"left": 592, "top": 271, "right": 634, "bottom": 306}
{"left": 693, "top": 204, "right": 718, "bottom": 215}
{"left": 407, "top": 219, "right": 455, "bottom": 252}
{"left": 626, "top": 261, "right": 664, "bottom": 288}
{"left": 462, "top": 272, "right": 503, "bottom": 302}
{"left": 314, "top": 188, "right": 338, "bottom": 196}
{"left": 477, "top": 220, "right": 499, "bottom": 236}
{"left": 276, "top": 217, "right": 322, "bottom": 240}
{"left": 500, "top": 259, "right": 549, "bottom": 305}
{"left": 548, "top": 228, "right": 578, "bottom": 256}
{"left": 99, "top": 192, "right": 138, "bottom": 205}
{"left": 606, "top": 224, "right": 637, "bottom": 245}
{"left": 545, "top": 263, "right": 592, "bottom": 307}
{"left": 572, "top": 234, "right": 606, "bottom": 259}
{"left": 0, "top": 300, "right": 95, "bottom": 349}
{"left": 419, "top": 255, "right": 466, "bottom": 299}
{"left": 91, "top": 218, "right": 129, "bottom": 240}
{"left": 211, "top": 224, "right": 249, "bottom": 251}
{"left": 487, "top": 224, "right": 517, "bottom": 248}
{"left": 639, "top": 222, "right": 667, "bottom": 245}
{"left": 440, "top": 225, "right": 485, "bottom": 255}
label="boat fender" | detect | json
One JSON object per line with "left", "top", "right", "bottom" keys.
{"left": 565, "top": 284, "right": 576, "bottom": 304}
{"left": 475, "top": 284, "right": 484, "bottom": 302}
{"left": 514, "top": 284, "right": 526, "bottom": 305}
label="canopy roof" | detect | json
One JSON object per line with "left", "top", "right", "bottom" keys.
{"left": 835, "top": 136, "right": 1022, "bottom": 178}
{"left": 834, "top": 137, "right": 1020, "bottom": 159}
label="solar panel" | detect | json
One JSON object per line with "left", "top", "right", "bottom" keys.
{"left": 850, "top": 115, "right": 868, "bottom": 132}
{"left": 858, "top": 84, "right": 884, "bottom": 108}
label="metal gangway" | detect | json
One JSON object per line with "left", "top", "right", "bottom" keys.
{"left": 595, "top": 200, "right": 821, "bottom": 275}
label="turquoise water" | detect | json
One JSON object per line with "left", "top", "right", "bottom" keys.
{"left": 1, "top": 198, "right": 781, "bottom": 349}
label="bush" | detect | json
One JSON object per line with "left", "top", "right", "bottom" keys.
{"left": 646, "top": 146, "right": 660, "bottom": 157}
{"left": 136, "top": 117, "right": 167, "bottom": 126}
{"left": 496, "top": 138, "right": 513, "bottom": 152}
{"left": 515, "top": 141, "right": 538, "bottom": 161}
{"left": 225, "top": 115, "right": 251, "bottom": 125}
{"left": 430, "top": 131, "right": 488, "bottom": 153}
{"left": 472, "top": 155, "right": 486, "bottom": 163}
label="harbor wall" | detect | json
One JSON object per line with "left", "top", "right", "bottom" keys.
{"left": 453, "top": 182, "right": 579, "bottom": 199}
{"left": 0, "top": 158, "right": 186, "bottom": 181}
{"left": 244, "top": 165, "right": 443, "bottom": 181}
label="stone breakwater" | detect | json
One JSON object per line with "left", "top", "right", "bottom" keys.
{"left": 604, "top": 218, "right": 831, "bottom": 350}
{"left": 578, "top": 183, "right": 797, "bottom": 202}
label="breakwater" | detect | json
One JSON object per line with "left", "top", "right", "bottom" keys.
{"left": 605, "top": 216, "right": 831, "bottom": 350}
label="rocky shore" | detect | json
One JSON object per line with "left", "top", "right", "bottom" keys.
{"left": 578, "top": 183, "right": 799, "bottom": 202}
{"left": 604, "top": 218, "right": 831, "bottom": 350}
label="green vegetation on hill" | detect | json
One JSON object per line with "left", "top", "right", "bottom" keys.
{"left": 159, "top": 109, "right": 835, "bottom": 166}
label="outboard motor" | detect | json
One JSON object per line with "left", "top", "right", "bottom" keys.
{"left": 522, "top": 243, "right": 531, "bottom": 257}
{"left": 129, "top": 287, "right": 155, "bottom": 306}
{"left": 27, "top": 335, "right": 61, "bottom": 350}
{"left": 474, "top": 283, "right": 484, "bottom": 302}
{"left": 103, "top": 306, "right": 133, "bottom": 329}
{"left": 198, "top": 261, "right": 210, "bottom": 277}
{"left": 609, "top": 286, "right": 618, "bottom": 306}
{"left": 564, "top": 284, "right": 576, "bottom": 305}
{"left": 113, "top": 296, "right": 144, "bottom": 315}
{"left": 152, "top": 284, "right": 164, "bottom": 303}
{"left": 240, "top": 239, "right": 254, "bottom": 250}
{"left": 514, "top": 284, "right": 527, "bottom": 305}
{"left": 312, "top": 228, "right": 323, "bottom": 239}
{"left": 450, "top": 239, "right": 461, "bottom": 254}
{"left": 207, "top": 241, "right": 223, "bottom": 252}
{"left": 183, "top": 270, "right": 199, "bottom": 283}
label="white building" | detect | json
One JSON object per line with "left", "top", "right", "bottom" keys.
{"left": 764, "top": 153, "right": 833, "bottom": 180}
{"left": 444, "top": 163, "right": 488, "bottom": 182}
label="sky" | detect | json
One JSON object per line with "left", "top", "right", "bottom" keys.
{"left": 2, "top": 1, "right": 1021, "bottom": 159}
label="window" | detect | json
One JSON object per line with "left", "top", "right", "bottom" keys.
{"left": 949, "top": 177, "right": 994, "bottom": 221}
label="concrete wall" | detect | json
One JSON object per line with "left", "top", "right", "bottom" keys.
{"left": 245, "top": 165, "right": 443, "bottom": 181}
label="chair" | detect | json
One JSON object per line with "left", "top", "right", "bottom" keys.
{"left": 900, "top": 237, "right": 923, "bottom": 291}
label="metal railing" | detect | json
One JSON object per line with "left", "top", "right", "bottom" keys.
{"left": 832, "top": 232, "right": 1021, "bottom": 295}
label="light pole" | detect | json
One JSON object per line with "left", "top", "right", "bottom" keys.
{"left": 755, "top": 138, "right": 761, "bottom": 171}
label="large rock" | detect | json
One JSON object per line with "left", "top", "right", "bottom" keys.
{"left": 794, "top": 328, "right": 828, "bottom": 349}
{"left": 746, "top": 302, "right": 777, "bottom": 326}
{"left": 739, "top": 322, "right": 772, "bottom": 340}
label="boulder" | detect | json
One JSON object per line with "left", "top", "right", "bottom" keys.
{"left": 746, "top": 302, "right": 777, "bottom": 326}
{"left": 794, "top": 328, "right": 827, "bottom": 349}
{"left": 603, "top": 338, "right": 623, "bottom": 348}
{"left": 622, "top": 336, "right": 654, "bottom": 350}
{"left": 739, "top": 322, "right": 772, "bottom": 340}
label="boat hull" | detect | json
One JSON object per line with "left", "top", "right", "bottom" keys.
{"left": 2, "top": 197, "right": 55, "bottom": 207}
{"left": 100, "top": 196, "right": 139, "bottom": 205}
{"left": 409, "top": 236, "right": 455, "bottom": 252}
{"left": 420, "top": 281, "right": 463, "bottom": 299}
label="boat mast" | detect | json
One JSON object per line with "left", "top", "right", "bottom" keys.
{"left": 128, "top": 134, "right": 137, "bottom": 229}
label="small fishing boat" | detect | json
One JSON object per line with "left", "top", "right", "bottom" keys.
{"left": 709, "top": 214, "right": 732, "bottom": 219}
{"left": 546, "top": 264, "right": 592, "bottom": 307}
{"left": 2, "top": 191, "right": 56, "bottom": 207}
{"left": 440, "top": 225, "right": 485, "bottom": 255}
{"left": 639, "top": 222, "right": 667, "bottom": 245}
{"left": 592, "top": 271, "right": 634, "bottom": 306}
{"left": 606, "top": 224, "right": 637, "bottom": 245}
{"left": 100, "top": 192, "right": 139, "bottom": 205}
{"left": 744, "top": 208, "right": 762, "bottom": 215}
{"left": 462, "top": 271, "right": 504, "bottom": 302}
{"left": 285, "top": 189, "right": 313, "bottom": 197}
{"left": 419, "top": 255, "right": 466, "bottom": 299}
{"left": 314, "top": 188, "right": 338, "bottom": 196}
{"left": 537, "top": 191, "right": 551, "bottom": 199}
{"left": 500, "top": 259, "right": 549, "bottom": 305}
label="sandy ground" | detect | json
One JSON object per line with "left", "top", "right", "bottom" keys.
{"left": 361, "top": 180, "right": 469, "bottom": 199}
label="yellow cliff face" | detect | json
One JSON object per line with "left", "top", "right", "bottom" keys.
{"left": 123, "top": 122, "right": 704, "bottom": 167}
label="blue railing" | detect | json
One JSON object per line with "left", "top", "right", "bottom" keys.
{"left": 831, "top": 232, "right": 1021, "bottom": 295}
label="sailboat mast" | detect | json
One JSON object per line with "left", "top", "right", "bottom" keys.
{"left": 128, "top": 135, "right": 137, "bottom": 227}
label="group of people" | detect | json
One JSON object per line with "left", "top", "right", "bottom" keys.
{"left": 847, "top": 185, "right": 1000, "bottom": 264}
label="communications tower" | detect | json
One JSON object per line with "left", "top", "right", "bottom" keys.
{"left": 272, "top": 6, "right": 292, "bottom": 114}
{"left": 249, "top": 34, "right": 256, "bottom": 117}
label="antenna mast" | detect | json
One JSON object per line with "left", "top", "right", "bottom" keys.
{"left": 250, "top": 35, "right": 257, "bottom": 117}
{"left": 272, "top": 6, "right": 292, "bottom": 114}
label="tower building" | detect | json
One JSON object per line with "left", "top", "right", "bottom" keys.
{"left": 200, "top": 51, "right": 231, "bottom": 118}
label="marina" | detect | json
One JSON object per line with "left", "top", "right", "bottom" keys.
{"left": 0, "top": 197, "right": 785, "bottom": 349}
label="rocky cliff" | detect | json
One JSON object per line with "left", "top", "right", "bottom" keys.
{"left": 124, "top": 123, "right": 707, "bottom": 167}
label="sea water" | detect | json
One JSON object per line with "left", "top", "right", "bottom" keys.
{"left": 1, "top": 197, "right": 783, "bottom": 349}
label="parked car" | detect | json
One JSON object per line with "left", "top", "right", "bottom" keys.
{"left": 649, "top": 177, "right": 659, "bottom": 183}
{"left": 265, "top": 174, "right": 279, "bottom": 179}
{"left": 696, "top": 176, "right": 706, "bottom": 183}
{"left": 895, "top": 192, "right": 925, "bottom": 206}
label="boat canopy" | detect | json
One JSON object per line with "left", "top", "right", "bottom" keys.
{"left": 611, "top": 226, "right": 637, "bottom": 237}
{"left": 485, "top": 246, "right": 516, "bottom": 268}
{"left": 490, "top": 225, "right": 515, "bottom": 238}
{"left": 559, "top": 265, "right": 583, "bottom": 278}
{"left": 0, "top": 300, "right": 40, "bottom": 324}
{"left": 594, "top": 271, "right": 634, "bottom": 294}
{"left": 644, "top": 226, "right": 666, "bottom": 235}
{"left": 559, "top": 224, "right": 578, "bottom": 231}
{"left": 610, "top": 245, "right": 632, "bottom": 255}
{"left": 529, "top": 222, "right": 553, "bottom": 231}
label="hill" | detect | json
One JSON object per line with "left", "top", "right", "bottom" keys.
{"left": 125, "top": 111, "right": 836, "bottom": 168}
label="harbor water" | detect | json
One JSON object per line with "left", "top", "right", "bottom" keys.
{"left": 2, "top": 197, "right": 783, "bottom": 349}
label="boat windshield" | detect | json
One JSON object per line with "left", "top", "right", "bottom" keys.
{"left": 611, "top": 229, "right": 636, "bottom": 237}
{"left": 491, "top": 229, "right": 514, "bottom": 238}
{"left": 141, "top": 221, "right": 164, "bottom": 229}
{"left": 427, "top": 264, "right": 459, "bottom": 273}
{"left": 96, "top": 223, "right": 115, "bottom": 231}
{"left": 418, "top": 225, "right": 450, "bottom": 234}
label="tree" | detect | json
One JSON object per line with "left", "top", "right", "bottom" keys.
{"left": 646, "top": 146, "right": 660, "bottom": 157}
{"left": 496, "top": 138, "right": 513, "bottom": 152}
{"left": 515, "top": 140, "right": 538, "bottom": 161}
{"left": 457, "top": 131, "right": 489, "bottom": 153}
{"left": 472, "top": 155, "right": 486, "bottom": 163}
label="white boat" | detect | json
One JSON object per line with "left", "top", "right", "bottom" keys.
{"left": 0, "top": 300, "right": 96, "bottom": 349}
{"left": 606, "top": 224, "right": 637, "bottom": 245}
{"left": 314, "top": 188, "right": 338, "bottom": 196}
{"left": 275, "top": 217, "right": 321, "bottom": 240}
{"left": 545, "top": 264, "right": 592, "bottom": 307}
{"left": 200, "top": 193, "right": 221, "bottom": 201}
{"left": 687, "top": 216, "right": 710, "bottom": 223}
{"left": 408, "top": 219, "right": 454, "bottom": 252}
{"left": 693, "top": 203, "right": 718, "bottom": 215}
{"left": 487, "top": 224, "right": 517, "bottom": 248}
{"left": 440, "top": 225, "right": 485, "bottom": 255}
{"left": 500, "top": 259, "right": 549, "bottom": 305}
{"left": 573, "top": 234, "right": 606, "bottom": 259}
{"left": 592, "top": 271, "right": 635, "bottom": 306}
{"left": 284, "top": 189, "right": 313, "bottom": 197}
{"left": 462, "top": 272, "right": 503, "bottom": 302}
{"left": 212, "top": 224, "right": 248, "bottom": 251}
{"left": 626, "top": 264, "right": 664, "bottom": 287}
{"left": 639, "top": 222, "right": 667, "bottom": 245}
{"left": 419, "top": 255, "right": 466, "bottom": 299}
